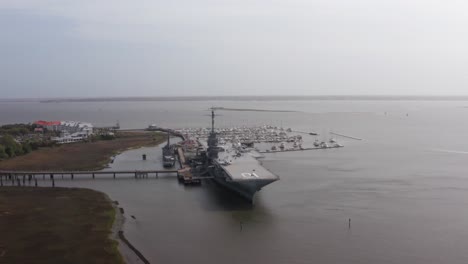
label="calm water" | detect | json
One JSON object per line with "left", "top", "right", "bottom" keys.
{"left": 2, "top": 100, "right": 468, "bottom": 263}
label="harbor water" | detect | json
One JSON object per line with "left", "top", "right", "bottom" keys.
{"left": 2, "top": 99, "right": 468, "bottom": 263}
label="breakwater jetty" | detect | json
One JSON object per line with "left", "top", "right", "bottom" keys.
{"left": 259, "top": 144, "right": 343, "bottom": 154}
{"left": 330, "top": 132, "right": 363, "bottom": 141}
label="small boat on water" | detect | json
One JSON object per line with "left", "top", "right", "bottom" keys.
{"left": 313, "top": 140, "right": 320, "bottom": 147}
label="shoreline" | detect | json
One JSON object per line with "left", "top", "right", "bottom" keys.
{"left": 109, "top": 198, "right": 150, "bottom": 264}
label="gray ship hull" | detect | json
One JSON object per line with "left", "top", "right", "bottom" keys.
{"left": 206, "top": 150, "right": 279, "bottom": 203}
{"left": 211, "top": 174, "right": 277, "bottom": 203}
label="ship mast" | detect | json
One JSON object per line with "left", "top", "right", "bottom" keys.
{"left": 207, "top": 108, "right": 219, "bottom": 160}
{"left": 211, "top": 109, "right": 215, "bottom": 134}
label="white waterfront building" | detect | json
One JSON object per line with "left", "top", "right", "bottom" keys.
{"left": 50, "top": 121, "right": 94, "bottom": 144}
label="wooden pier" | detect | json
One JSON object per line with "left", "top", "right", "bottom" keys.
{"left": 0, "top": 167, "right": 210, "bottom": 186}
{"left": 145, "top": 127, "right": 186, "bottom": 141}
{"left": 0, "top": 169, "right": 179, "bottom": 181}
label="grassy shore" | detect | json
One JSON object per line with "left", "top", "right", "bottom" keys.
{"left": 0, "top": 187, "right": 124, "bottom": 264}
{"left": 0, "top": 131, "right": 166, "bottom": 171}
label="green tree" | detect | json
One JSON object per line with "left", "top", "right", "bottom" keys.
{"left": 22, "top": 142, "right": 32, "bottom": 154}
{"left": 0, "top": 135, "right": 22, "bottom": 158}
{"left": 0, "top": 144, "right": 8, "bottom": 159}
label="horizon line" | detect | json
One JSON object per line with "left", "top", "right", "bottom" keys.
{"left": 3, "top": 95, "right": 468, "bottom": 102}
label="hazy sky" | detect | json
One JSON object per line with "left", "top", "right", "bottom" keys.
{"left": 1, "top": 0, "right": 468, "bottom": 98}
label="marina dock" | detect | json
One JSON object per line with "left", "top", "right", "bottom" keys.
{"left": 259, "top": 145, "right": 343, "bottom": 154}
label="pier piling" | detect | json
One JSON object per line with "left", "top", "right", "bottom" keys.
{"left": 35, "top": 178, "right": 38, "bottom": 187}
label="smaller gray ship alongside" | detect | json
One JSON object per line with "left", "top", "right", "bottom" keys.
{"left": 162, "top": 133, "right": 176, "bottom": 168}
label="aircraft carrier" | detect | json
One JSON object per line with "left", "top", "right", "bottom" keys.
{"left": 199, "top": 109, "right": 279, "bottom": 202}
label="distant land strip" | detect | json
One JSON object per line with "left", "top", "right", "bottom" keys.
{"left": 212, "top": 107, "right": 297, "bottom": 112}
{"left": 1, "top": 95, "right": 468, "bottom": 103}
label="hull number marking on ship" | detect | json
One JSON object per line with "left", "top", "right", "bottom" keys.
{"left": 241, "top": 172, "right": 259, "bottom": 178}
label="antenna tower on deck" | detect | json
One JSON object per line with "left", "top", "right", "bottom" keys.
{"left": 211, "top": 108, "right": 215, "bottom": 134}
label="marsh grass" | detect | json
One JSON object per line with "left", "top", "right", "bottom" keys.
{"left": 0, "top": 187, "right": 124, "bottom": 264}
